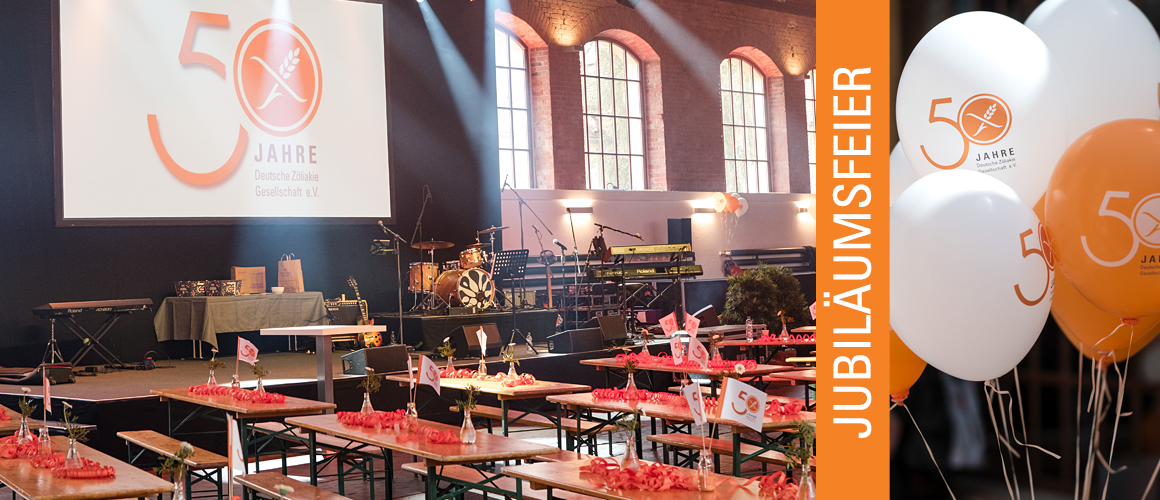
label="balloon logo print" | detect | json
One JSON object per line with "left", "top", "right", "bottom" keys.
{"left": 1079, "top": 191, "right": 1160, "bottom": 267}
{"left": 1133, "top": 194, "right": 1160, "bottom": 247}
{"left": 1015, "top": 223, "right": 1053, "bottom": 306}
{"left": 958, "top": 94, "right": 1011, "bottom": 145}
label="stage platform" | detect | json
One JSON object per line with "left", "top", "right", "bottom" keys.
{"left": 371, "top": 307, "right": 559, "bottom": 349}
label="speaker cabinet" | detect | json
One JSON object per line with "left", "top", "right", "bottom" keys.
{"left": 692, "top": 305, "right": 721, "bottom": 328}
{"left": 596, "top": 314, "right": 629, "bottom": 346}
{"left": 547, "top": 328, "right": 605, "bottom": 353}
{"left": 450, "top": 323, "right": 504, "bottom": 358}
{"left": 667, "top": 218, "right": 692, "bottom": 245}
{"left": 342, "top": 345, "right": 410, "bottom": 375}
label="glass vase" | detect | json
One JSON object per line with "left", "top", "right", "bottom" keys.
{"left": 64, "top": 438, "right": 80, "bottom": 469}
{"left": 360, "top": 392, "right": 375, "bottom": 415}
{"left": 508, "top": 363, "right": 518, "bottom": 378}
{"left": 37, "top": 428, "right": 52, "bottom": 456}
{"left": 16, "top": 417, "right": 33, "bottom": 444}
{"left": 620, "top": 432, "right": 641, "bottom": 471}
{"left": 477, "top": 359, "right": 487, "bottom": 377}
{"left": 206, "top": 369, "right": 218, "bottom": 387}
{"left": 406, "top": 402, "right": 418, "bottom": 424}
{"left": 624, "top": 372, "right": 640, "bottom": 400}
{"left": 697, "top": 452, "right": 715, "bottom": 491}
{"left": 460, "top": 409, "right": 477, "bottom": 444}
{"left": 797, "top": 463, "right": 816, "bottom": 500}
{"left": 230, "top": 374, "right": 241, "bottom": 389}
{"left": 255, "top": 377, "right": 266, "bottom": 396}
{"left": 780, "top": 324, "right": 791, "bottom": 342}
{"left": 710, "top": 343, "right": 722, "bottom": 362}
{"left": 445, "top": 357, "right": 455, "bottom": 372}
{"left": 172, "top": 473, "right": 188, "bottom": 500}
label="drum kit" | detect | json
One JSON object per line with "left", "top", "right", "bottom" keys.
{"left": 409, "top": 225, "right": 508, "bottom": 311}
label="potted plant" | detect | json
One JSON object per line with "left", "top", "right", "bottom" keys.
{"left": 615, "top": 408, "right": 643, "bottom": 471}
{"left": 359, "top": 368, "right": 381, "bottom": 415}
{"left": 719, "top": 265, "right": 809, "bottom": 332}
{"left": 154, "top": 441, "right": 195, "bottom": 500}
{"left": 436, "top": 337, "right": 455, "bottom": 371}
{"left": 61, "top": 402, "right": 88, "bottom": 469}
{"left": 252, "top": 363, "right": 270, "bottom": 396}
{"left": 455, "top": 385, "right": 481, "bottom": 444}
{"left": 206, "top": 348, "right": 225, "bottom": 387}
{"left": 16, "top": 388, "right": 35, "bottom": 444}
{"left": 501, "top": 344, "right": 520, "bottom": 378}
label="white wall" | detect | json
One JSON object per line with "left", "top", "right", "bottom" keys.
{"left": 500, "top": 189, "right": 817, "bottom": 279}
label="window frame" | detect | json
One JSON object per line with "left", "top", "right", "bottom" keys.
{"left": 805, "top": 68, "right": 817, "bottom": 195}
{"left": 580, "top": 37, "right": 648, "bottom": 191}
{"left": 719, "top": 55, "right": 772, "bottom": 193}
{"left": 495, "top": 27, "right": 534, "bottom": 189}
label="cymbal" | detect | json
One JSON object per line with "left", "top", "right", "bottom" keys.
{"left": 411, "top": 240, "right": 454, "bottom": 250}
{"left": 466, "top": 242, "right": 485, "bottom": 249}
{"left": 477, "top": 225, "right": 509, "bottom": 234}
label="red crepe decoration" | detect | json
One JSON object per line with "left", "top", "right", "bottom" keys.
{"left": 30, "top": 453, "right": 65, "bottom": 469}
{"left": 338, "top": 414, "right": 462, "bottom": 444}
{"left": 701, "top": 397, "right": 803, "bottom": 417}
{"left": 438, "top": 369, "right": 537, "bottom": 387}
{"left": 393, "top": 422, "right": 462, "bottom": 444}
{"left": 755, "top": 333, "right": 816, "bottom": 344}
{"left": 188, "top": 384, "right": 287, "bottom": 404}
{"left": 743, "top": 471, "right": 799, "bottom": 499}
{"left": 578, "top": 458, "right": 699, "bottom": 491}
{"left": 612, "top": 352, "right": 757, "bottom": 371}
{"left": 0, "top": 435, "right": 41, "bottom": 459}
{"left": 590, "top": 388, "right": 684, "bottom": 405}
{"left": 336, "top": 409, "right": 409, "bottom": 428}
{"left": 51, "top": 458, "right": 116, "bottom": 479}
{"left": 2, "top": 444, "right": 115, "bottom": 479}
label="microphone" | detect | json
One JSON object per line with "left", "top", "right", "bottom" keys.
{"left": 533, "top": 226, "right": 540, "bottom": 235}
{"left": 378, "top": 220, "right": 388, "bottom": 233}
{"left": 501, "top": 174, "right": 510, "bottom": 193}
{"left": 635, "top": 233, "right": 644, "bottom": 241}
{"left": 553, "top": 239, "right": 567, "bottom": 253}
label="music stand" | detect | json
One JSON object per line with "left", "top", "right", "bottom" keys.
{"left": 370, "top": 238, "right": 403, "bottom": 348}
{"left": 490, "top": 249, "right": 537, "bottom": 354}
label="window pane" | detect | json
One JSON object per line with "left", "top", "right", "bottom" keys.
{"left": 725, "top": 160, "right": 736, "bottom": 192}
{"left": 753, "top": 71, "right": 763, "bottom": 91}
{"left": 628, "top": 82, "right": 641, "bottom": 118}
{"left": 604, "top": 155, "right": 617, "bottom": 189}
{"left": 630, "top": 119, "right": 643, "bottom": 155}
{"left": 721, "top": 92, "right": 733, "bottom": 125}
{"left": 731, "top": 59, "right": 742, "bottom": 91}
{"left": 804, "top": 73, "right": 815, "bottom": 100}
{"left": 496, "top": 69, "right": 511, "bottom": 108}
{"left": 614, "top": 80, "right": 627, "bottom": 116}
{"left": 806, "top": 103, "right": 816, "bottom": 131}
{"left": 499, "top": 149, "right": 514, "bottom": 183}
{"left": 808, "top": 131, "right": 817, "bottom": 164}
{"left": 719, "top": 60, "right": 731, "bottom": 91}
{"left": 511, "top": 69, "right": 527, "bottom": 109}
{"left": 588, "top": 154, "right": 602, "bottom": 189}
{"left": 756, "top": 129, "right": 768, "bottom": 161}
{"left": 510, "top": 38, "right": 525, "bottom": 69}
{"left": 613, "top": 44, "right": 626, "bottom": 79}
{"left": 585, "top": 77, "right": 599, "bottom": 114}
{"left": 723, "top": 125, "right": 734, "bottom": 158}
{"left": 600, "top": 79, "right": 614, "bottom": 115}
{"left": 584, "top": 42, "right": 598, "bottom": 76}
{"left": 733, "top": 94, "right": 744, "bottom": 124}
{"left": 735, "top": 128, "right": 746, "bottom": 159}
{"left": 626, "top": 55, "right": 640, "bottom": 80}
{"left": 755, "top": 94, "right": 766, "bottom": 126}
{"left": 742, "top": 63, "right": 752, "bottom": 92}
{"left": 758, "top": 160, "right": 770, "bottom": 192}
{"left": 602, "top": 116, "right": 616, "bottom": 153}
{"left": 746, "top": 126, "right": 756, "bottom": 159}
{"left": 631, "top": 156, "right": 645, "bottom": 189}
{"left": 495, "top": 30, "right": 509, "bottom": 67}
{"left": 599, "top": 41, "right": 612, "bottom": 78}
{"left": 618, "top": 156, "right": 631, "bottom": 190}
{"left": 498, "top": 109, "right": 512, "bottom": 149}
{"left": 586, "top": 116, "right": 602, "bottom": 153}
{"left": 616, "top": 118, "right": 629, "bottom": 154}
{"left": 743, "top": 94, "right": 754, "bottom": 126}
{"left": 737, "top": 158, "right": 748, "bottom": 190}
{"left": 514, "top": 151, "right": 531, "bottom": 187}
{"left": 512, "top": 110, "right": 529, "bottom": 150}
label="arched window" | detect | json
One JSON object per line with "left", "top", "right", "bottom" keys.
{"left": 581, "top": 39, "right": 645, "bottom": 190}
{"left": 495, "top": 28, "right": 532, "bottom": 189}
{"left": 805, "top": 69, "right": 817, "bottom": 194}
{"left": 720, "top": 56, "right": 770, "bottom": 193}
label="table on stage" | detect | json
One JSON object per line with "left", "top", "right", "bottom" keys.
{"left": 546, "top": 392, "right": 814, "bottom": 476}
{"left": 151, "top": 387, "right": 335, "bottom": 474}
{"left": 284, "top": 414, "right": 558, "bottom": 500}
{"left": 261, "top": 324, "right": 388, "bottom": 404}
{"left": 0, "top": 435, "right": 172, "bottom": 500}
{"left": 154, "top": 292, "right": 327, "bottom": 352}
{"left": 502, "top": 459, "right": 769, "bottom": 500}
{"left": 579, "top": 358, "right": 796, "bottom": 397}
{"left": 382, "top": 374, "right": 590, "bottom": 439}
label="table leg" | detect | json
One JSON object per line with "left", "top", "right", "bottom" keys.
{"left": 316, "top": 335, "right": 335, "bottom": 407}
{"left": 239, "top": 417, "right": 250, "bottom": 475}
{"left": 308, "top": 429, "right": 318, "bottom": 486}
{"left": 426, "top": 465, "right": 437, "bottom": 500}
{"left": 556, "top": 404, "right": 565, "bottom": 451}
{"left": 733, "top": 432, "right": 742, "bottom": 477}
{"left": 382, "top": 447, "right": 394, "bottom": 500}
{"left": 501, "top": 400, "right": 510, "bottom": 437}
{"left": 635, "top": 424, "right": 643, "bottom": 458}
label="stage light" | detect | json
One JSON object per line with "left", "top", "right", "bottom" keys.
{"left": 614, "top": 0, "right": 642, "bottom": 8}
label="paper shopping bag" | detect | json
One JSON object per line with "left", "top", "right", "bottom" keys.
{"left": 277, "top": 254, "right": 305, "bottom": 293}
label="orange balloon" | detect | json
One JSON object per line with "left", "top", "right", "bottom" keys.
{"left": 724, "top": 193, "right": 740, "bottom": 213}
{"left": 1034, "top": 197, "right": 1160, "bottom": 363}
{"left": 890, "top": 329, "right": 926, "bottom": 403}
{"left": 1045, "top": 119, "right": 1160, "bottom": 320}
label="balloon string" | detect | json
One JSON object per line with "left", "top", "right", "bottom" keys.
{"left": 1075, "top": 346, "right": 1083, "bottom": 500}
{"left": 892, "top": 401, "right": 957, "bottom": 500}
{"left": 1082, "top": 358, "right": 1106, "bottom": 500}
{"left": 1141, "top": 457, "right": 1160, "bottom": 500}
{"left": 991, "top": 376, "right": 1061, "bottom": 459}
{"left": 1099, "top": 325, "right": 1134, "bottom": 500}
{"left": 985, "top": 378, "right": 1018, "bottom": 500}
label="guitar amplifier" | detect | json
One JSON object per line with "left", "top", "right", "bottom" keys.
{"left": 325, "top": 299, "right": 367, "bottom": 325}
{"left": 41, "top": 364, "right": 75, "bottom": 385}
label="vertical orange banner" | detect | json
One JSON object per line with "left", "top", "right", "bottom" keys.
{"left": 816, "top": 0, "right": 890, "bottom": 498}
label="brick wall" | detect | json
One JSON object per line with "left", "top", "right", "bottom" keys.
{"left": 503, "top": 0, "right": 816, "bottom": 193}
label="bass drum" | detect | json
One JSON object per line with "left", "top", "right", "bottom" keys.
{"left": 433, "top": 268, "right": 495, "bottom": 309}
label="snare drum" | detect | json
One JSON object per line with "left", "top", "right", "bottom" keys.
{"left": 408, "top": 262, "right": 438, "bottom": 293}
{"left": 459, "top": 244, "right": 487, "bottom": 269}
{"left": 443, "top": 260, "right": 461, "bottom": 272}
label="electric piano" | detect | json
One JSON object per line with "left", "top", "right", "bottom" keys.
{"left": 32, "top": 298, "right": 152, "bottom": 368}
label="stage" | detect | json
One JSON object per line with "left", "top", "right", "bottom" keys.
{"left": 371, "top": 308, "right": 559, "bottom": 349}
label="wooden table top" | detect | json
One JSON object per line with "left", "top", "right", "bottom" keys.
{"left": 502, "top": 459, "right": 768, "bottom": 500}
{"left": 790, "top": 326, "right": 816, "bottom": 333}
{"left": 382, "top": 374, "right": 591, "bottom": 401}
{"left": 0, "top": 406, "right": 44, "bottom": 434}
{"left": 151, "top": 388, "right": 335, "bottom": 419}
{"left": 696, "top": 325, "right": 765, "bottom": 336}
{"left": 579, "top": 358, "right": 796, "bottom": 377}
{"left": 764, "top": 370, "right": 817, "bottom": 383}
{"left": 0, "top": 436, "right": 173, "bottom": 500}
{"left": 284, "top": 414, "right": 558, "bottom": 466}
{"left": 260, "top": 324, "right": 387, "bottom": 336}
{"left": 546, "top": 393, "right": 814, "bottom": 433}
{"left": 716, "top": 339, "right": 816, "bottom": 347}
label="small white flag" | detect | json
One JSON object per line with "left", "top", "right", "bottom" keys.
{"left": 717, "top": 378, "right": 764, "bottom": 433}
{"left": 406, "top": 355, "right": 415, "bottom": 390}
{"left": 476, "top": 327, "right": 488, "bottom": 357}
{"left": 684, "top": 313, "right": 701, "bottom": 337}
{"left": 43, "top": 375, "right": 51, "bottom": 414}
{"left": 681, "top": 382, "right": 706, "bottom": 426}
{"left": 237, "top": 337, "right": 259, "bottom": 366}
{"left": 418, "top": 355, "right": 441, "bottom": 395}
{"left": 659, "top": 313, "right": 678, "bottom": 336}
{"left": 670, "top": 332, "right": 685, "bottom": 365}
{"left": 687, "top": 334, "right": 709, "bottom": 369}
{"left": 809, "top": 301, "right": 817, "bottom": 320}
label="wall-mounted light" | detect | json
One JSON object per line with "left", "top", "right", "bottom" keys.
{"left": 693, "top": 207, "right": 715, "bottom": 214}
{"left": 798, "top": 206, "right": 814, "bottom": 222}
{"left": 566, "top": 206, "right": 593, "bottom": 214}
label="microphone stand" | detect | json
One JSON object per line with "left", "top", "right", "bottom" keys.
{"left": 410, "top": 186, "right": 431, "bottom": 311}
{"left": 379, "top": 223, "right": 407, "bottom": 346}
{"left": 566, "top": 208, "right": 584, "bottom": 330}
{"left": 594, "top": 223, "right": 643, "bottom": 241}
{"left": 504, "top": 181, "right": 554, "bottom": 251}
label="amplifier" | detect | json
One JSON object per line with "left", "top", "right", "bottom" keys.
{"left": 41, "top": 364, "right": 74, "bottom": 385}
{"left": 325, "top": 300, "right": 367, "bottom": 325}
{"left": 450, "top": 323, "right": 504, "bottom": 358}
{"left": 342, "top": 345, "right": 410, "bottom": 375}
{"left": 547, "top": 328, "right": 604, "bottom": 353}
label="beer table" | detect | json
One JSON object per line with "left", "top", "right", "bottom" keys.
{"left": 502, "top": 459, "right": 769, "bottom": 500}
{"left": 762, "top": 369, "right": 817, "bottom": 406}
{"left": 790, "top": 326, "right": 816, "bottom": 333}
{"left": 383, "top": 373, "right": 590, "bottom": 438}
{"left": 151, "top": 388, "right": 336, "bottom": 474}
{"left": 284, "top": 414, "right": 558, "bottom": 500}
{"left": 546, "top": 392, "right": 815, "bottom": 477}
{"left": 0, "top": 435, "right": 172, "bottom": 500}
{"left": 0, "top": 406, "right": 43, "bottom": 434}
{"left": 579, "top": 358, "right": 796, "bottom": 397}
{"left": 717, "top": 337, "right": 816, "bottom": 365}
{"left": 261, "top": 324, "right": 388, "bottom": 405}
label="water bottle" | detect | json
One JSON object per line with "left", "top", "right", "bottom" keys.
{"left": 745, "top": 317, "right": 754, "bottom": 342}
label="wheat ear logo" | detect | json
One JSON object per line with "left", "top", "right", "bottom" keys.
{"left": 235, "top": 19, "right": 322, "bottom": 137}
{"left": 957, "top": 94, "right": 1010, "bottom": 145}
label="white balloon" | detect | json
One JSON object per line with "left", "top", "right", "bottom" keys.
{"left": 1026, "top": 0, "right": 1160, "bottom": 143}
{"left": 890, "top": 143, "right": 920, "bottom": 207}
{"left": 897, "top": 11, "right": 1068, "bottom": 206}
{"left": 734, "top": 197, "right": 748, "bottom": 217}
{"left": 891, "top": 170, "right": 1054, "bottom": 381}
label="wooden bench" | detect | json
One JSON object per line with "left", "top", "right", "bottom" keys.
{"left": 250, "top": 422, "right": 387, "bottom": 498}
{"left": 236, "top": 472, "right": 351, "bottom": 500}
{"left": 666, "top": 386, "right": 809, "bottom": 405}
{"left": 647, "top": 432, "right": 815, "bottom": 470}
{"left": 528, "top": 449, "right": 596, "bottom": 463}
{"left": 461, "top": 405, "right": 602, "bottom": 433}
{"left": 401, "top": 462, "right": 589, "bottom": 498}
{"left": 118, "top": 430, "right": 228, "bottom": 499}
